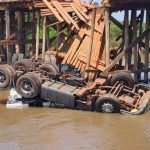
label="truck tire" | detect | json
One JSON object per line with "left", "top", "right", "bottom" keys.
{"left": 25, "top": 72, "right": 42, "bottom": 86}
{"left": 13, "top": 59, "right": 33, "bottom": 71}
{"left": 16, "top": 73, "right": 41, "bottom": 98}
{"left": 0, "top": 65, "right": 16, "bottom": 89}
{"left": 95, "top": 94, "right": 121, "bottom": 113}
{"left": 38, "top": 63, "right": 59, "bottom": 75}
{"left": 47, "top": 62, "right": 59, "bottom": 73}
{"left": 4, "top": 64, "right": 16, "bottom": 77}
{"left": 0, "top": 66, "right": 10, "bottom": 89}
{"left": 110, "top": 72, "right": 135, "bottom": 88}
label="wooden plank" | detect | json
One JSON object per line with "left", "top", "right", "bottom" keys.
{"left": 81, "top": 63, "right": 86, "bottom": 73}
{"left": 144, "top": 9, "right": 150, "bottom": 83}
{"left": 132, "top": 10, "right": 138, "bottom": 82}
{"left": 78, "top": 56, "right": 106, "bottom": 71}
{"left": 105, "top": 7, "right": 110, "bottom": 66}
{"left": 73, "top": 2, "right": 89, "bottom": 20}
{"left": 101, "top": 28, "right": 150, "bottom": 76}
{"left": 73, "top": 0, "right": 82, "bottom": 9}
{"left": 52, "top": 1, "right": 71, "bottom": 25}
{"left": 62, "top": 27, "right": 86, "bottom": 64}
{"left": 42, "top": 0, "right": 64, "bottom": 22}
{"left": 31, "top": 12, "right": 36, "bottom": 55}
{"left": 35, "top": 11, "right": 40, "bottom": 59}
{"left": 17, "top": 11, "right": 23, "bottom": 53}
{"left": 70, "top": 3, "right": 86, "bottom": 22}
{"left": 124, "top": 10, "right": 129, "bottom": 70}
{"left": 85, "top": 8, "right": 96, "bottom": 78}
{"left": 75, "top": 60, "right": 81, "bottom": 69}
{"left": 72, "top": 35, "right": 89, "bottom": 66}
{"left": 54, "top": 1, "right": 79, "bottom": 30}
{"left": 5, "top": 10, "right": 11, "bottom": 64}
{"left": 42, "top": 16, "right": 46, "bottom": 59}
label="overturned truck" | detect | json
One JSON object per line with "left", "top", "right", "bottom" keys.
{"left": 0, "top": 0, "right": 150, "bottom": 114}
{"left": 0, "top": 60, "right": 150, "bottom": 115}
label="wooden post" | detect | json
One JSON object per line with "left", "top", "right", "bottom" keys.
{"left": 42, "top": 16, "right": 46, "bottom": 59}
{"left": 144, "top": 9, "right": 150, "bottom": 83}
{"left": 138, "top": 11, "right": 144, "bottom": 80}
{"left": 124, "top": 10, "right": 129, "bottom": 70}
{"left": 132, "top": 10, "right": 138, "bottom": 82}
{"left": 46, "top": 27, "right": 50, "bottom": 50}
{"left": 35, "top": 11, "right": 40, "bottom": 59}
{"left": 5, "top": 10, "right": 11, "bottom": 64}
{"left": 105, "top": 7, "right": 110, "bottom": 66}
{"left": 0, "top": 11, "right": 4, "bottom": 60}
{"left": 17, "top": 11, "right": 23, "bottom": 54}
{"left": 31, "top": 12, "right": 36, "bottom": 55}
{"left": 56, "top": 23, "right": 62, "bottom": 50}
{"left": 85, "top": 8, "right": 96, "bottom": 78}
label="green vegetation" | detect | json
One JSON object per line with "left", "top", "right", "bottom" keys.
{"left": 26, "top": 14, "right": 122, "bottom": 49}
{"left": 110, "top": 23, "right": 122, "bottom": 48}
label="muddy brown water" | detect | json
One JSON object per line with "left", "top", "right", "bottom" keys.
{"left": 0, "top": 91, "right": 150, "bottom": 150}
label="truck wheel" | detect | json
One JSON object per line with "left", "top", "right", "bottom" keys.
{"left": 0, "top": 66, "right": 10, "bottom": 89}
{"left": 47, "top": 62, "right": 59, "bottom": 73}
{"left": 4, "top": 64, "right": 16, "bottom": 77}
{"left": 16, "top": 73, "right": 41, "bottom": 98}
{"left": 110, "top": 72, "right": 134, "bottom": 88}
{"left": 95, "top": 94, "right": 121, "bottom": 113}
{"left": 25, "top": 72, "right": 42, "bottom": 86}
{"left": 38, "top": 63, "right": 59, "bottom": 75}
{"left": 13, "top": 59, "right": 33, "bottom": 71}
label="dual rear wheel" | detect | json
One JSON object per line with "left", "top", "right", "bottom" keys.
{"left": 15, "top": 72, "right": 42, "bottom": 99}
{"left": 15, "top": 63, "right": 59, "bottom": 99}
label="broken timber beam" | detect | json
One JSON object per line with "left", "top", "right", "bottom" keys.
{"left": 101, "top": 28, "right": 150, "bottom": 76}
{"left": 105, "top": 7, "right": 110, "bottom": 66}
{"left": 85, "top": 8, "right": 96, "bottom": 78}
{"left": 42, "top": 0, "right": 64, "bottom": 22}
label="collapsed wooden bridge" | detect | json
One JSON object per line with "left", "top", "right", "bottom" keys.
{"left": 0, "top": 0, "right": 150, "bottom": 82}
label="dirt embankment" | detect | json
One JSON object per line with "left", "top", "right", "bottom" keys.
{"left": 0, "top": 90, "right": 9, "bottom": 104}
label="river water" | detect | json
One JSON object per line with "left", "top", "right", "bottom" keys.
{"left": 0, "top": 92, "right": 150, "bottom": 150}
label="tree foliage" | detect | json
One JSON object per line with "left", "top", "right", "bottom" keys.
{"left": 110, "top": 23, "right": 122, "bottom": 48}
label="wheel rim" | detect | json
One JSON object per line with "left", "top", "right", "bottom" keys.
{"left": 21, "top": 81, "right": 33, "bottom": 94}
{"left": 102, "top": 102, "right": 114, "bottom": 113}
{"left": 0, "top": 71, "right": 6, "bottom": 84}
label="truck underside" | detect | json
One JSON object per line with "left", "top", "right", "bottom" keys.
{"left": 0, "top": 60, "right": 150, "bottom": 115}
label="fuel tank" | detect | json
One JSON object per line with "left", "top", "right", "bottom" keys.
{"left": 40, "top": 81, "right": 81, "bottom": 108}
